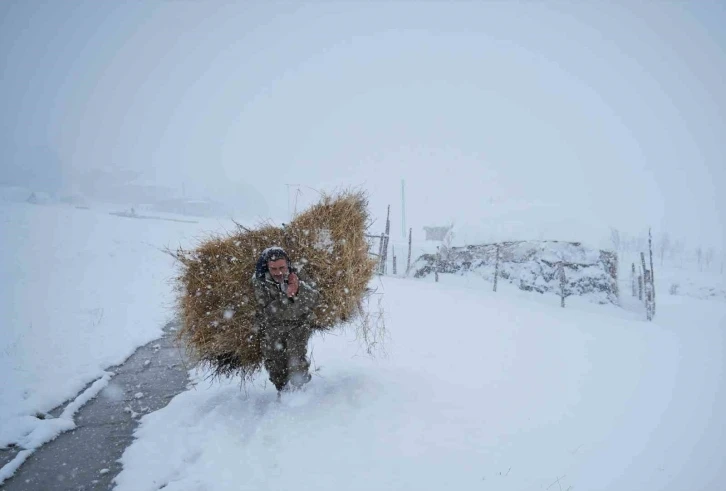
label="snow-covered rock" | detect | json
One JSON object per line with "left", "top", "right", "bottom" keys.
{"left": 410, "top": 240, "right": 618, "bottom": 304}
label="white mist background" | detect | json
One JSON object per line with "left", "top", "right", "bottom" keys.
{"left": 1, "top": 1, "right": 724, "bottom": 250}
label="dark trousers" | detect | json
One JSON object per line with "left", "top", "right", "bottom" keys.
{"left": 260, "top": 324, "right": 312, "bottom": 391}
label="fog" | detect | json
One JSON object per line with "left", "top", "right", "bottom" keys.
{"left": 2, "top": 1, "right": 724, "bottom": 248}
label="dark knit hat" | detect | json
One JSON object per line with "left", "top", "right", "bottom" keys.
{"left": 255, "top": 247, "right": 294, "bottom": 279}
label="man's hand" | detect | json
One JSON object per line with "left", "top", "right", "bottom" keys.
{"left": 286, "top": 272, "right": 299, "bottom": 297}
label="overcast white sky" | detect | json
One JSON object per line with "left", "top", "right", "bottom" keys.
{"left": 1, "top": 1, "right": 724, "bottom": 248}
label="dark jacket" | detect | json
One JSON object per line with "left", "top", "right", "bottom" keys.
{"left": 251, "top": 269, "right": 320, "bottom": 334}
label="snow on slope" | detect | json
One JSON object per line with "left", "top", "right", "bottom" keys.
{"left": 114, "top": 276, "right": 726, "bottom": 491}
{"left": 0, "top": 201, "right": 232, "bottom": 449}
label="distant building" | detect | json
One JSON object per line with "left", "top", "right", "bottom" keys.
{"left": 25, "top": 191, "right": 52, "bottom": 204}
{"left": 423, "top": 225, "right": 453, "bottom": 241}
{"left": 151, "top": 199, "right": 227, "bottom": 217}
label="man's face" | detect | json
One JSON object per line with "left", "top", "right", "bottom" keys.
{"left": 268, "top": 258, "right": 289, "bottom": 283}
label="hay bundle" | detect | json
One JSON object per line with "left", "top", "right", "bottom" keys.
{"left": 174, "top": 190, "right": 378, "bottom": 380}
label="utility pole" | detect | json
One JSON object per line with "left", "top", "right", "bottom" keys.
{"left": 293, "top": 188, "right": 302, "bottom": 217}
{"left": 285, "top": 184, "right": 303, "bottom": 219}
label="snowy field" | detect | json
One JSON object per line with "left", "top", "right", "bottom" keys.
{"left": 112, "top": 278, "right": 725, "bottom": 491}
{"left": 0, "top": 200, "right": 235, "bottom": 460}
{"left": 2, "top": 201, "right": 725, "bottom": 490}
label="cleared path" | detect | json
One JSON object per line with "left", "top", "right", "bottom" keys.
{"left": 1, "top": 322, "right": 190, "bottom": 491}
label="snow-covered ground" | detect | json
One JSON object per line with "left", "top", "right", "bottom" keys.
{"left": 3, "top": 201, "right": 725, "bottom": 490}
{"left": 0, "top": 201, "right": 234, "bottom": 458}
{"left": 112, "top": 274, "right": 725, "bottom": 491}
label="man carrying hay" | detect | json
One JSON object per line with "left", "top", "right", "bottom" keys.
{"left": 176, "top": 191, "right": 379, "bottom": 388}
{"left": 252, "top": 246, "right": 320, "bottom": 393}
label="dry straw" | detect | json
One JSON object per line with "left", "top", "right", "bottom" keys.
{"left": 173, "top": 190, "right": 379, "bottom": 380}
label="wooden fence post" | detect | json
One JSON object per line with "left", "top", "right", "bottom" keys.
{"left": 641, "top": 252, "right": 654, "bottom": 320}
{"left": 381, "top": 205, "right": 391, "bottom": 275}
{"left": 649, "top": 228, "right": 656, "bottom": 316}
{"left": 559, "top": 262, "right": 567, "bottom": 308}
{"left": 644, "top": 270, "right": 654, "bottom": 321}
{"left": 406, "top": 228, "right": 412, "bottom": 275}
{"left": 493, "top": 245, "right": 500, "bottom": 292}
